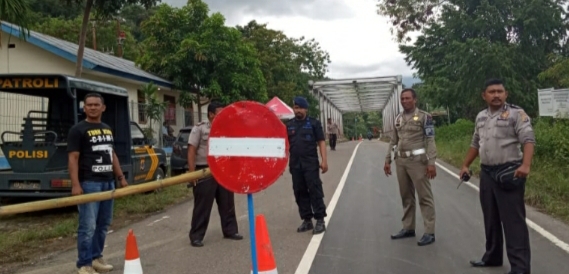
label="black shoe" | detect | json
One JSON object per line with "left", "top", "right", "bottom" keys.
{"left": 190, "top": 240, "right": 204, "bottom": 247}
{"left": 224, "top": 233, "right": 243, "bottom": 240}
{"left": 390, "top": 229, "right": 416, "bottom": 239}
{"left": 313, "top": 219, "right": 326, "bottom": 234}
{"left": 417, "top": 233, "right": 435, "bottom": 246}
{"left": 297, "top": 219, "right": 314, "bottom": 232}
{"left": 469, "top": 260, "right": 502, "bottom": 267}
{"left": 506, "top": 272, "right": 527, "bottom": 274}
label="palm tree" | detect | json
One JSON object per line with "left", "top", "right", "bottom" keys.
{"left": 0, "top": 0, "right": 32, "bottom": 48}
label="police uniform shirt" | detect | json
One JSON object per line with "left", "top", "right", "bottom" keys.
{"left": 385, "top": 108, "right": 437, "bottom": 165}
{"left": 187, "top": 122, "right": 210, "bottom": 166}
{"left": 470, "top": 104, "right": 535, "bottom": 166}
{"left": 327, "top": 123, "right": 339, "bottom": 135}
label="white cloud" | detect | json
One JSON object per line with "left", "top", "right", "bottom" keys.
{"left": 163, "top": 0, "right": 416, "bottom": 79}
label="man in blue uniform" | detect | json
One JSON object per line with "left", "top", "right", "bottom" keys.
{"left": 286, "top": 96, "right": 328, "bottom": 234}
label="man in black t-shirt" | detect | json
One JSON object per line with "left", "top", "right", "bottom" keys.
{"left": 67, "top": 93, "right": 128, "bottom": 274}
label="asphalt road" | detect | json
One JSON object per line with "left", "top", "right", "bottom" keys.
{"left": 14, "top": 140, "right": 569, "bottom": 274}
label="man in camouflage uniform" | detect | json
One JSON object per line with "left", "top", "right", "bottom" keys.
{"left": 460, "top": 78, "right": 534, "bottom": 274}
{"left": 384, "top": 88, "right": 437, "bottom": 246}
{"left": 187, "top": 101, "right": 243, "bottom": 247}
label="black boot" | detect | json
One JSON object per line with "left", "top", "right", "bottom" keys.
{"left": 297, "top": 219, "right": 313, "bottom": 232}
{"left": 313, "top": 219, "right": 326, "bottom": 234}
{"left": 390, "top": 229, "right": 416, "bottom": 239}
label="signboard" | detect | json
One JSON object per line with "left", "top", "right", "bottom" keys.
{"left": 207, "top": 101, "right": 289, "bottom": 194}
{"left": 538, "top": 88, "right": 569, "bottom": 118}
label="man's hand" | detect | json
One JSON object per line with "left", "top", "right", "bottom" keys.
{"left": 320, "top": 161, "right": 328, "bottom": 174}
{"left": 71, "top": 184, "right": 83, "bottom": 196}
{"left": 426, "top": 165, "right": 437, "bottom": 179}
{"left": 384, "top": 163, "right": 391, "bottom": 176}
{"left": 514, "top": 164, "right": 530, "bottom": 178}
{"left": 120, "top": 177, "right": 128, "bottom": 188}
{"left": 459, "top": 166, "right": 470, "bottom": 179}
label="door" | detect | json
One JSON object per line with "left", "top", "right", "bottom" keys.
{"left": 130, "top": 123, "right": 153, "bottom": 184}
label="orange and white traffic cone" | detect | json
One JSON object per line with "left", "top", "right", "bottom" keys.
{"left": 251, "top": 214, "right": 278, "bottom": 274}
{"left": 124, "top": 229, "right": 143, "bottom": 274}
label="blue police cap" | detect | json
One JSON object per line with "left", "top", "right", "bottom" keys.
{"left": 293, "top": 96, "right": 309, "bottom": 109}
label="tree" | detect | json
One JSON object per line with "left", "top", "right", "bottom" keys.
{"left": 398, "top": 0, "right": 569, "bottom": 119}
{"left": 376, "top": 0, "right": 445, "bottom": 43}
{"left": 236, "top": 20, "right": 331, "bottom": 117}
{"left": 61, "top": 0, "right": 159, "bottom": 77}
{"left": 137, "top": 1, "right": 268, "bottom": 120}
{"left": 0, "top": 0, "right": 32, "bottom": 48}
{"left": 32, "top": 15, "right": 140, "bottom": 60}
{"left": 539, "top": 57, "right": 569, "bottom": 88}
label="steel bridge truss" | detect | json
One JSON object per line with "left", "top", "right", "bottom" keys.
{"left": 308, "top": 75, "right": 403, "bottom": 136}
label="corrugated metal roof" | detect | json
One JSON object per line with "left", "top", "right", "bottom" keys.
{"left": 1, "top": 21, "right": 173, "bottom": 88}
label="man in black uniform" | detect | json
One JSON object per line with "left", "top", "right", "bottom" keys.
{"left": 187, "top": 102, "right": 243, "bottom": 247}
{"left": 286, "top": 96, "right": 328, "bottom": 234}
{"left": 460, "top": 79, "right": 535, "bottom": 274}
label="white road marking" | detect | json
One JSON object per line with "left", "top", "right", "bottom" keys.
{"left": 146, "top": 215, "right": 170, "bottom": 226}
{"left": 208, "top": 137, "right": 286, "bottom": 158}
{"left": 294, "top": 142, "right": 362, "bottom": 274}
{"left": 435, "top": 162, "right": 569, "bottom": 254}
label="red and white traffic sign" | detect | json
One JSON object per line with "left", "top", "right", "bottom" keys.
{"left": 207, "top": 101, "right": 289, "bottom": 194}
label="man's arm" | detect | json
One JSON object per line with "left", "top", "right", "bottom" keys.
{"left": 66, "top": 127, "right": 81, "bottom": 188}
{"left": 314, "top": 120, "right": 327, "bottom": 164}
{"left": 187, "top": 126, "right": 201, "bottom": 172}
{"left": 68, "top": 152, "right": 80, "bottom": 187}
{"left": 462, "top": 118, "right": 481, "bottom": 168}
{"left": 423, "top": 113, "right": 437, "bottom": 165}
{"left": 515, "top": 110, "right": 536, "bottom": 167}
{"left": 385, "top": 120, "right": 399, "bottom": 164}
{"left": 112, "top": 152, "right": 124, "bottom": 178}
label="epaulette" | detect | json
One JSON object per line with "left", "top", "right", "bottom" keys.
{"left": 508, "top": 103, "right": 522, "bottom": 109}
{"left": 196, "top": 122, "right": 205, "bottom": 126}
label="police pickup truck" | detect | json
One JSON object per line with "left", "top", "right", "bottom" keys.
{"left": 0, "top": 74, "right": 168, "bottom": 198}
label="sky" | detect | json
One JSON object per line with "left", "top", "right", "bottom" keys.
{"left": 163, "top": 0, "right": 419, "bottom": 85}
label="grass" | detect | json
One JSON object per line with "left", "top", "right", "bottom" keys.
{"left": 0, "top": 181, "right": 193, "bottom": 267}
{"left": 433, "top": 119, "right": 569, "bottom": 224}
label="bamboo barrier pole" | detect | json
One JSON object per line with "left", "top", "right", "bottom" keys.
{"left": 0, "top": 169, "right": 211, "bottom": 216}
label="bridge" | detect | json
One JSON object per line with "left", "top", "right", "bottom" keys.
{"left": 308, "top": 75, "right": 403, "bottom": 135}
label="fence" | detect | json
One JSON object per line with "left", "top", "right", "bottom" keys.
{"left": 0, "top": 94, "right": 206, "bottom": 161}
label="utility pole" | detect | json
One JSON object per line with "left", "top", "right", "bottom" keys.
{"left": 116, "top": 17, "right": 125, "bottom": 58}
{"left": 90, "top": 20, "right": 97, "bottom": 50}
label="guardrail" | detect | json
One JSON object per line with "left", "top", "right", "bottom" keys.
{"left": 0, "top": 168, "right": 211, "bottom": 216}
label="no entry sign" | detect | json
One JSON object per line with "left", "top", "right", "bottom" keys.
{"left": 207, "top": 101, "right": 289, "bottom": 194}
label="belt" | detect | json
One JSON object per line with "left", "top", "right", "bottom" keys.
{"left": 397, "top": 148, "right": 426, "bottom": 158}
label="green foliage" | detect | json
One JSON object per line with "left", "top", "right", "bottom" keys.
{"left": 388, "top": 0, "right": 569, "bottom": 120}
{"left": 137, "top": 1, "right": 267, "bottom": 104}
{"left": 236, "top": 20, "right": 330, "bottom": 116}
{"left": 139, "top": 82, "right": 167, "bottom": 137}
{"left": 342, "top": 112, "right": 382, "bottom": 139}
{"left": 435, "top": 118, "right": 569, "bottom": 223}
{"left": 0, "top": 0, "right": 33, "bottom": 46}
{"left": 538, "top": 57, "right": 569, "bottom": 88}
{"left": 30, "top": 15, "right": 140, "bottom": 60}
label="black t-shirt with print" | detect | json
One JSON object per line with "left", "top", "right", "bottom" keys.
{"left": 67, "top": 120, "right": 115, "bottom": 182}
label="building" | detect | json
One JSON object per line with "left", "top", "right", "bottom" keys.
{"left": 0, "top": 21, "right": 209, "bottom": 150}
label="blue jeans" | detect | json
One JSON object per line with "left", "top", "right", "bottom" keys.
{"left": 76, "top": 181, "right": 115, "bottom": 268}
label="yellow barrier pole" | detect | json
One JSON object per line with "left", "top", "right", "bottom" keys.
{"left": 0, "top": 169, "right": 211, "bottom": 216}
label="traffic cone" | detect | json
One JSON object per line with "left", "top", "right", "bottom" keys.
{"left": 251, "top": 214, "right": 278, "bottom": 274}
{"left": 124, "top": 229, "right": 143, "bottom": 274}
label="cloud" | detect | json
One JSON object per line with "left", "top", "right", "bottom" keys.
{"left": 163, "top": 0, "right": 356, "bottom": 22}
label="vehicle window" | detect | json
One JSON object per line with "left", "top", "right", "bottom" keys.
{"left": 130, "top": 124, "right": 145, "bottom": 140}
{"left": 177, "top": 130, "right": 191, "bottom": 143}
